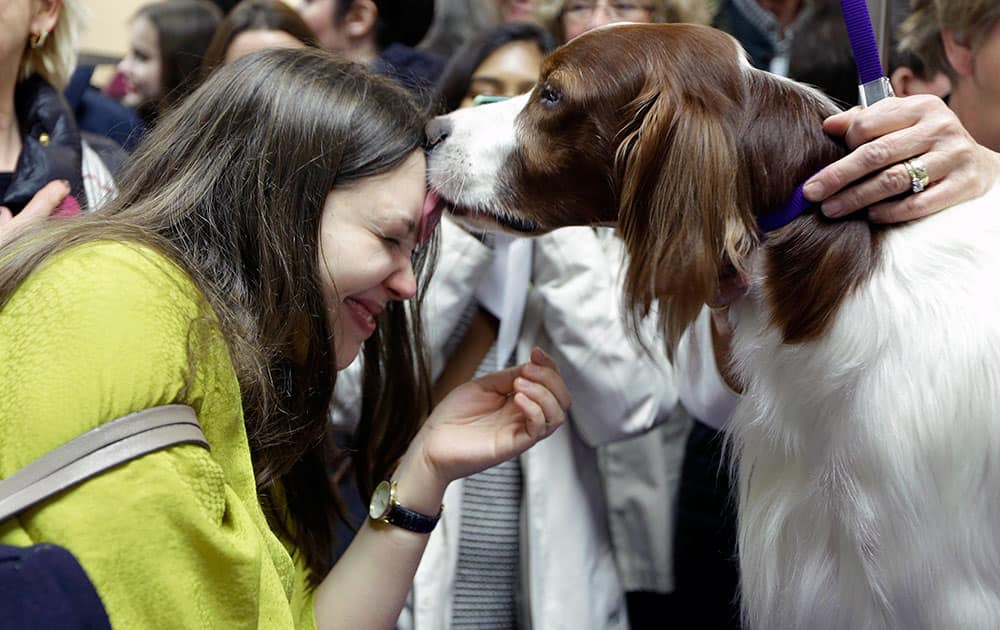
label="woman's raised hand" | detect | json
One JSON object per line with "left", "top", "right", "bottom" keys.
{"left": 391, "top": 348, "right": 570, "bottom": 513}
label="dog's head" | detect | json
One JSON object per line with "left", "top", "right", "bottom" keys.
{"left": 426, "top": 23, "right": 847, "bottom": 342}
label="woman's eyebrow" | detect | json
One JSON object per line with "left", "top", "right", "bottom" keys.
{"left": 468, "top": 77, "right": 504, "bottom": 88}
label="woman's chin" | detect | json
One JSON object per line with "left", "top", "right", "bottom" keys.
{"left": 122, "top": 92, "right": 144, "bottom": 108}
{"left": 334, "top": 345, "right": 362, "bottom": 371}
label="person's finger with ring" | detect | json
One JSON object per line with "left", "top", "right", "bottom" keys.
{"left": 903, "top": 158, "right": 930, "bottom": 193}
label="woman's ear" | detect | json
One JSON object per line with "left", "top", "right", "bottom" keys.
{"left": 889, "top": 66, "right": 917, "bottom": 97}
{"left": 30, "top": 0, "right": 61, "bottom": 41}
{"left": 940, "top": 28, "right": 974, "bottom": 78}
{"left": 890, "top": 65, "right": 952, "bottom": 98}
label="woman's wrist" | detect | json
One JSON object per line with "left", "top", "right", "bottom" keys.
{"left": 389, "top": 435, "right": 448, "bottom": 517}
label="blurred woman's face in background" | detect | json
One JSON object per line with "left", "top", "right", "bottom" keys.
{"left": 298, "top": 0, "right": 347, "bottom": 54}
{"left": 969, "top": 20, "right": 1000, "bottom": 110}
{"left": 561, "top": 0, "right": 654, "bottom": 41}
{"left": 460, "top": 40, "right": 545, "bottom": 109}
{"left": 118, "top": 16, "right": 162, "bottom": 108}
{"left": 224, "top": 28, "right": 306, "bottom": 64}
{"left": 500, "top": 0, "right": 538, "bottom": 23}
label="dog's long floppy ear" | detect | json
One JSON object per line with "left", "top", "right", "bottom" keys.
{"left": 615, "top": 82, "right": 756, "bottom": 346}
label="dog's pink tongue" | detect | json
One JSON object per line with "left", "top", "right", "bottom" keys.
{"left": 419, "top": 190, "right": 444, "bottom": 243}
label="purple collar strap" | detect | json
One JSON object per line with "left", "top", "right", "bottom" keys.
{"left": 757, "top": 0, "right": 893, "bottom": 234}
{"left": 757, "top": 183, "right": 814, "bottom": 234}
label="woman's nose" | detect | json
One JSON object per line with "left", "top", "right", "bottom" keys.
{"left": 386, "top": 262, "right": 417, "bottom": 301}
{"left": 588, "top": 4, "right": 618, "bottom": 29}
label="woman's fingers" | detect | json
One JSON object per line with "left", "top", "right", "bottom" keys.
{"left": 804, "top": 95, "right": 994, "bottom": 222}
{"left": 522, "top": 347, "right": 571, "bottom": 410}
{"left": 513, "top": 376, "right": 565, "bottom": 434}
{"left": 806, "top": 97, "right": 944, "bottom": 195}
{"left": 511, "top": 391, "right": 548, "bottom": 441}
{"left": 818, "top": 149, "right": 950, "bottom": 218}
{"left": 0, "top": 180, "right": 72, "bottom": 247}
{"left": 836, "top": 97, "right": 928, "bottom": 150}
{"left": 805, "top": 106, "right": 937, "bottom": 206}
{"left": 529, "top": 346, "right": 555, "bottom": 369}
{"left": 20, "top": 179, "right": 71, "bottom": 221}
{"left": 867, "top": 175, "right": 977, "bottom": 223}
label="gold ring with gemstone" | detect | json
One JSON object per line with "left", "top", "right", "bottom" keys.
{"left": 903, "top": 158, "right": 930, "bottom": 194}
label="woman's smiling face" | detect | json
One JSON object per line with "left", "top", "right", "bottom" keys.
{"left": 318, "top": 150, "right": 427, "bottom": 369}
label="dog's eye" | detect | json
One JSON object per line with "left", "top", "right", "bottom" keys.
{"left": 539, "top": 84, "right": 562, "bottom": 107}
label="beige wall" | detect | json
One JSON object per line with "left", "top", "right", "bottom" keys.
{"left": 78, "top": 0, "right": 304, "bottom": 59}
{"left": 78, "top": 0, "right": 148, "bottom": 59}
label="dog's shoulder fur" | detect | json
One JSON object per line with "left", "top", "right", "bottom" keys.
{"left": 730, "top": 182, "right": 1000, "bottom": 629}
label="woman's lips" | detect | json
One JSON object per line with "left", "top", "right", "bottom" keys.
{"left": 506, "top": 0, "right": 534, "bottom": 19}
{"left": 344, "top": 297, "right": 378, "bottom": 338}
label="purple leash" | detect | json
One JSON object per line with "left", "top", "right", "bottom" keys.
{"left": 758, "top": 0, "right": 894, "bottom": 234}
{"left": 842, "top": 0, "right": 895, "bottom": 106}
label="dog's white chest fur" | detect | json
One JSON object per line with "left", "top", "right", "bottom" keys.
{"left": 728, "top": 184, "right": 1000, "bottom": 629}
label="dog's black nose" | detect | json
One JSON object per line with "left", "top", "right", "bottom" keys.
{"left": 425, "top": 117, "right": 452, "bottom": 148}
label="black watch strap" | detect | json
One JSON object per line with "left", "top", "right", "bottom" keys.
{"left": 386, "top": 503, "right": 439, "bottom": 534}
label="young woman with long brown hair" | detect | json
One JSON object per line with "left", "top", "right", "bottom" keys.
{"left": 0, "top": 48, "right": 569, "bottom": 628}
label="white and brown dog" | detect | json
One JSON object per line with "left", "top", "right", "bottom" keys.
{"left": 425, "top": 23, "right": 1000, "bottom": 630}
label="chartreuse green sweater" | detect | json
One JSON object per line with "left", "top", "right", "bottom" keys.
{"left": 0, "top": 241, "right": 317, "bottom": 629}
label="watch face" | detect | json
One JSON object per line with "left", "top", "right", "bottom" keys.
{"left": 369, "top": 480, "right": 392, "bottom": 520}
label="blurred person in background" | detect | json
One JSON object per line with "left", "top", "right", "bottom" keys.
{"left": 534, "top": 0, "right": 712, "bottom": 43}
{"left": 0, "top": 0, "right": 117, "bottom": 237}
{"left": 899, "top": 0, "right": 1000, "bottom": 150}
{"left": 200, "top": 0, "right": 317, "bottom": 77}
{"left": 713, "top": 0, "right": 859, "bottom": 106}
{"left": 499, "top": 0, "right": 541, "bottom": 23}
{"left": 414, "top": 0, "right": 544, "bottom": 62}
{"left": 418, "top": 0, "right": 501, "bottom": 60}
{"left": 298, "top": 0, "right": 444, "bottom": 100}
{"left": 118, "top": 0, "right": 222, "bottom": 125}
{"left": 887, "top": 0, "right": 951, "bottom": 98}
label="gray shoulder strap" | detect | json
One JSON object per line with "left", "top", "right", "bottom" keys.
{"left": 0, "top": 405, "right": 208, "bottom": 524}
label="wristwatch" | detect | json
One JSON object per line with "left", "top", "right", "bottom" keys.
{"left": 368, "top": 479, "right": 442, "bottom": 534}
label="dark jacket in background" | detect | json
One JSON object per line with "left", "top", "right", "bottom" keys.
{"left": 713, "top": 0, "right": 859, "bottom": 107}
{"left": 375, "top": 43, "right": 445, "bottom": 106}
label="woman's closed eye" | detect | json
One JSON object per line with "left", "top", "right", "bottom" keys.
{"left": 380, "top": 230, "right": 415, "bottom": 257}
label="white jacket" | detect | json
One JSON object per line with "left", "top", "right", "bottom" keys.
{"left": 676, "top": 306, "right": 741, "bottom": 430}
{"left": 335, "top": 217, "right": 678, "bottom": 630}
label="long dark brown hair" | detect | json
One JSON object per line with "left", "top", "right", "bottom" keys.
{"left": 0, "top": 48, "right": 434, "bottom": 585}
